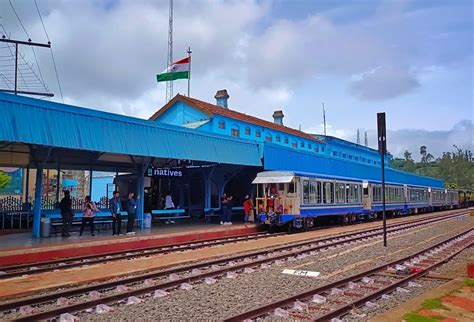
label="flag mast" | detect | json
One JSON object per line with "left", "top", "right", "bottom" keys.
{"left": 187, "top": 46, "right": 192, "bottom": 97}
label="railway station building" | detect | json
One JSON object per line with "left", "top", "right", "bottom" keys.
{"left": 0, "top": 90, "right": 442, "bottom": 238}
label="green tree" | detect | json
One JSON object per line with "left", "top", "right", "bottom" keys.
{"left": 0, "top": 171, "right": 11, "bottom": 189}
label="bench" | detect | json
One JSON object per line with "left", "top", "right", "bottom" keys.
{"left": 44, "top": 210, "right": 134, "bottom": 236}
{"left": 151, "top": 209, "right": 189, "bottom": 223}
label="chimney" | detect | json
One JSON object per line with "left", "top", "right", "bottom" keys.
{"left": 272, "top": 110, "right": 284, "bottom": 125}
{"left": 214, "top": 89, "right": 229, "bottom": 108}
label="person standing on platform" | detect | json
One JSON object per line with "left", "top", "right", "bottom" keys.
{"left": 164, "top": 191, "right": 176, "bottom": 224}
{"left": 80, "top": 196, "right": 99, "bottom": 236}
{"left": 243, "top": 195, "right": 255, "bottom": 223}
{"left": 126, "top": 191, "right": 137, "bottom": 235}
{"left": 220, "top": 193, "right": 233, "bottom": 225}
{"left": 110, "top": 191, "right": 123, "bottom": 236}
{"left": 59, "top": 190, "right": 73, "bottom": 237}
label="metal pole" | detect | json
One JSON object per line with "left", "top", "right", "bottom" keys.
{"left": 89, "top": 169, "right": 93, "bottom": 198}
{"left": 381, "top": 150, "right": 387, "bottom": 247}
{"left": 25, "top": 165, "right": 30, "bottom": 204}
{"left": 14, "top": 43, "right": 18, "bottom": 95}
{"left": 187, "top": 46, "right": 192, "bottom": 97}
{"left": 377, "top": 112, "right": 387, "bottom": 247}
{"left": 56, "top": 161, "right": 61, "bottom": 206}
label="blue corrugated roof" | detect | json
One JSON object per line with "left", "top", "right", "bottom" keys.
{"left": 263, "top": 143, "right": 444, "bottom": 188}
{"left": 0, "top": 92, "right": 262, "bottom": 167}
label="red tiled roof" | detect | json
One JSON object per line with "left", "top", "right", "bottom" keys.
{"left": 149, "top": 94, "right": 325, "bottom": 144}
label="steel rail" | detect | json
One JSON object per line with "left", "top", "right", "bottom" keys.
{"left": 0, "top": 232, "right": 283, "bottom": 279}
{"left": 223, "top": 228, "right": 473, "bottom": 321}
{"left": 2, "top": 212, "right": 469, "bottom": 319}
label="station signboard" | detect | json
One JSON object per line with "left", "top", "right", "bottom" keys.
{"left": 146, "top": 167, "right": 185, "bottom": 178}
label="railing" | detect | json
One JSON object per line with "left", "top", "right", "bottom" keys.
{"left": 255, "top": 196, "right": 297, "bottom": 214}
{"left": 0, "top": 195, "right": 109, "bottom": 230}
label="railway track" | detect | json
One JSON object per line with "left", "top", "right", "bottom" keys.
{"left": 0, "top": 210, "right": 465, "bottom": 280}
{"left": 0, "top": 231, "right": 284, "bottom": 279}
{"left": 1, "top": 210, "right": 469, "bottom": 321}
{"left": 224, "top": 229, "right": 473, "bottom": 321}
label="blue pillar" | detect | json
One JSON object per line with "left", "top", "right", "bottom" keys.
{"left": 32, "top": 165, "right": 44, "bottom": 238}
{"left": 136, "top": 164, "right": 145, "bottom": 229}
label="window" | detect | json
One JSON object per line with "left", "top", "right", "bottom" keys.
{"left": 303, "top": 180, "right": 310, "bottom": 204}
{"left": 314, "top": 146, "right": 319, "bottom": 153}
{"left": 308, "top": 143, "right": 312, "bottom": 149}
{"left": 346, "top": 184, "right": 361, "bottom": 203}
{"left": 321, "top": 146, "right": 325, "bottom": 152}
{"left": 342, "top": 153, "right": 347, "bottom": 158}
{"left": 284, "top": 137, "right": 289, "bottom": 144}
{"left": 276, "top": 135, "right": 281, "bottom": 142}
{"left": 265, "top": 135, "right": 272, "bottom": 142}
{"left": 231, "top": 128, "right": 240, "bottom": 137}
{"left": 245, "top": 127, "right": 251, "bottom": 135}
{"left": 362, "top": 157, "right": 366, "bottom": 162}
{"left": 255, "top": 130, "right": 261, "bottom": 138}
{"left": 323, "top": 182, "right": 334, "bottom": 204}
{"left": 218, "top": 121, "right": 226, "bottom": 129}
{"left": 335, "top": 183, "right": 346, "bottom": 203}
{"left": 332, "top": 151, "right": 337, "bottom": 157}
{"left": 309, "top": 180, "right": 321, "bottom": 204}
{"left": 355, "top": 156, "right": 359, "bottom": 161}
{"left": 348, "top": 155, "right": 353, "bottom": 160}
{"left": 300, "top": 141, "right": 305, "bottom": 148}
{"left": 292, "top": 142, "right": 298, "bottom": 148}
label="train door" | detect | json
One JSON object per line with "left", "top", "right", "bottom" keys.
{"left": 362, "top": 181, "right": 372, "bottom": 211}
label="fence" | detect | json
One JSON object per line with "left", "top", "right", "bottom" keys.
{"left": 0, "top": 195, "right": 109, "bottom": 230}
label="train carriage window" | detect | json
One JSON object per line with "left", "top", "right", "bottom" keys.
{"left": 278, "top": 183, "right": 285, "bottom": 191}
{"left": 317, "top": 181, "right": 322, "bottom": 203}
{"left": 335, "top": 183, "right": 346, "bottom": 203}
{"left": 303, "top": 180, "right": 309, "bottom": 204}
{"left": 323, "top": 182, "right": 334, "bottom": 204}
{"left": 288, "top": 181, "right": 295, "bottom": 193}
{"left": 309, "top": 181, "right": 315, "bottom": 203}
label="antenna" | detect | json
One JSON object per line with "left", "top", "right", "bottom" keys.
{"left": 364, "top": 131, "right": 368, "bottom": 147}
{"left": 357, "top": 129, "right": 360, "bottom": 144}
{"left": 166, "top": 0, "right": 174, "bottom": 102}
{"left": 322, "top": 103, "right": 327, "bottom": 136}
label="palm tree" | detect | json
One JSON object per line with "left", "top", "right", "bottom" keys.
{"left": 404, "top": 150, "right": 412, "bottom": 161}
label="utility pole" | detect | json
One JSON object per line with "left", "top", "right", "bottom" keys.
{"left": 166, "top": 0, "right": 174, "bottom": 102}
{"left": 357, "top": 129, "right": 360, "bottom": 145}
{"left": 364, "top": 131, "right": 368, "bottom": 147}
{"left": 0, "top": 36, "right": 54, "bottom": 97}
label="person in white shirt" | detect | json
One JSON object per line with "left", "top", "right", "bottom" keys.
{"left": 165, "top": 191, "right": 175, "bottom": 224}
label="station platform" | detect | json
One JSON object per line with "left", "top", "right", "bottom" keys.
{"left": 0, "top": 223, "right": 261, "bottom": 267}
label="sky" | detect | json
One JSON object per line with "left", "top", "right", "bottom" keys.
{"left": 0, "top": 0, "right": 472, "bottom": 160}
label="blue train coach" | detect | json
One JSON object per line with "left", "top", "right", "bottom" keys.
{"left": 252, "top": 171, "right": 459, "bottom": 230}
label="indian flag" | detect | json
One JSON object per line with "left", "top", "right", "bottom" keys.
{"left": 156, "top": 57, "right": 190, "bottom": 82}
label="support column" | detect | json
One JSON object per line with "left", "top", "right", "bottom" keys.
{"left": 32, "top": 165, "right": 44, "bottom": 238}
{"left": 55, "top": 161, "right": 61, "bottom": 206}
{"left": 24, "top": 166, "right": 30, "bottom": 204}
{"left": 136, "top": 163, "right": 145, "bottom": 229}
{"left": 89, "top": 169, "right": 93, "bottom": 197}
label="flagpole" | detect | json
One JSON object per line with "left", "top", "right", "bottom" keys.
{"left": 187, "top": 46, "right": 192, "bottom": 97}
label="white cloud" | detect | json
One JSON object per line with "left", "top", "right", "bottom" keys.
{"left": 349, "top": 66, "right": 420, "bottom": 100}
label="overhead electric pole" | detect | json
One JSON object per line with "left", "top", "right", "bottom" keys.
{"left": 166, "top": 0, "right": 174, "bottom": 102}
{"left": 0, "top": 36, "right": 53, "bottom": 97}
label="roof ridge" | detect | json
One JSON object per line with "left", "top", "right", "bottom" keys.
{"left": 177, "top": 94, "right": 325, "bottom": 144}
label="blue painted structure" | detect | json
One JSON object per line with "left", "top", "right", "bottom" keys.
{"left": 263, "top": 143, "right": 443, "bottom": 188}
{"left": 0, "top": 92, "right": 261, "bottom": 167}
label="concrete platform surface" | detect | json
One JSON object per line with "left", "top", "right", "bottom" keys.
{"left": 0, "top": 223, "right": 260, "bottom": 267}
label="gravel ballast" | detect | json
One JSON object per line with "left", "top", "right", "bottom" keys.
{"left": 72, "top": 215, "right": 473, "bottom": 321}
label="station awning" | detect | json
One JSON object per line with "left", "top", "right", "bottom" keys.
{"left": 252, "top": 175, "right": 294, "bottom": 184}
{"left": 0, "top": 92, "right": 262, "bottom": 168}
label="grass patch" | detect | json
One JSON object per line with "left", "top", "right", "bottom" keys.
{"left": 421, "top": 298, "right": 448, "bottom": 310}
{"left": 464, "top": 278, "right": 474, "bottom": 287}
{"left": 403, "top": 312, "right": 444, "bottom": 322}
